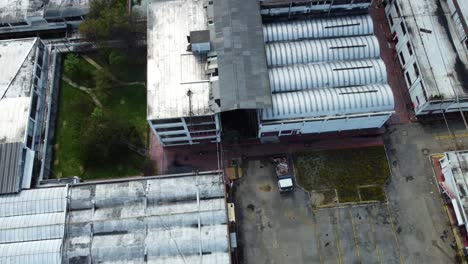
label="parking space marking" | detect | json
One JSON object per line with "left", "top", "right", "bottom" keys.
{"left": 348, "top": 209, "right": 362, "bottom": 263}
{"left": 434, "top": 133, "right": 468, "bottom": 140}
{"left": 353, "top": 207, "right": 379, "bottom": 263}
{"left": 313, "top": 218, "right": 324, "bottom": 264}
{"left": 331, "top": 209, "right": 343, "bottom": 264}
{"left": 368, "top": 204, "right": 400, "bottom": 264}
{"left": 386, "top": 203, "right": 403, "bottom": 264}
{"left": 315, "top": 209, "right": 340, "bottom": 264}
{"left": 367, "top": 205, "right": 382, "bottom": 264}
{"left": 336, "top": 208, "right": 360, "bottom": 264}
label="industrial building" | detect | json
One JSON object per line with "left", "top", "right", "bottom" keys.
{"left": 63, "top": 172, "right": 230, "bottom": 264}
{"left": 385, "top": 0, "right": 468, "bottom": 115}
{"left": 147, "top": 0, "right": 395, "bottom": 146}
{"left": 0, "top": 172, "right": 231, "bottom": 264}
{"left": 0, "top": 38, "right": 55, "bottom": 194}
{"left": 0, "top": 0, "right": 89, "bottom": 37}
{"left": 437, "top": 151, "right": 468, "bottom": 252}
{"left": 147, "top": 0, "right": 271, "bottom": 147}
{"left": 259, "top": 14, "right": 394, "bottom": 137}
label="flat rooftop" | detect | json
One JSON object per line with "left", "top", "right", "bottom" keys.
{"left": 0, "top": 38, "right": 37, "bottom": 144}
{"left": 0, "top": 38, "right": 38, "bottom": 194}
{"left": 0, "top": 0, "right": 89, "bottom": 22}
{"left": 399, "top": 0, "right": 468, "bottom": 100}
{"left": 64, "top": 172, "right": 230, "bottom": 264}
{"left": 147, "top": 0, "right": 214, "bottom": 120}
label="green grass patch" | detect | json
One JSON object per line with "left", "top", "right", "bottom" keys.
{"left": 52, "top": 55, "right": 148, "bottom": 180}
{"left": 359, "top": 186, "right": 386, "bottom": 202}
{"left": 294, "top": 146, "right": 389, "bottom": 203}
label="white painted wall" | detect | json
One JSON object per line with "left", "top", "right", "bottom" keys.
{"left": 259, "top": 113, "right": 391, "bottom": 137}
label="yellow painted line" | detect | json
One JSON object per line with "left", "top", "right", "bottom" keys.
{"left": 386, "top": 203, "right": 404, "bottom": 264}
{"left": 430, "top": 154, "right": 445, "bottom": 159}
{"left": 313, "top": 219, "right": 324, "bottom": 264}
{"left": 442, "top": 204, "right": 466, "bottom": 264}
{"left": 434, "top": 133, "right": 468, "bottom": 140}
{"left": 368, "top": 206, "right": 382, "bottom": 264}
{"left": 334, "top": 210, "right": 343, "bottom": 264}
{"left": 349, "top": 209, "right": 362, "bottom": 263}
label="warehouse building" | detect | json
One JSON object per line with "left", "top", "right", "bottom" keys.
{"left": 0, "top": 0, "right": 89, "bottom": 37}
{"left": 0, "top": 38, "right": 55, "bottom": 194}
{"left": 63, "top": 172, "right": 230, "bottom": 264}
{"left": 147, "top": 0, "right": 395, "bottom": 146}
{"left": 0, "top": 171, "right": 231, "bottom": 264}
{"left": 258, "top": 14, "right": 395, "bottom": 137}
{"left": 385, "top": 0, "right": 468, "bottom": 115}
{"left": 147, "top": 0, "right": 271, "bottom": 147}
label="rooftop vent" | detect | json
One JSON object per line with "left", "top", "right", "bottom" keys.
{"left": 189, "top": 30, "right": 211, "bottom": 53}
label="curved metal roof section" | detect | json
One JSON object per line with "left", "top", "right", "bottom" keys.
{"left": 0, "top": 187, "right": 67, "bottom": 217}
{"left": 266, "top": 35, "right": 380, "bottom": 66}
{"left": 269, "top": 59, "right": 387, "bottom": 92}
{"left": 262, "top": 84, "right": 395, "bottom": 121}
{"left": 0, "top": 239, "right": 62, "bottom": 264}
{"left": 263, "top": 15, "right": 374, "bottom": 42}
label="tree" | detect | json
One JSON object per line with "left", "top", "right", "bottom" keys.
{"left": 108, "top": 50, "right": 126, "bottom": 66}
{"left": 79, "top": 108, "right": 131, "bottom": 167}
{"left": 78, "top": 0, "right": 143, "bottom": 48}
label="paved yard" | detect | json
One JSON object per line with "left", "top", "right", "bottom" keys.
{"left": 234, "top": 159, "right": 401, "bottom": 264}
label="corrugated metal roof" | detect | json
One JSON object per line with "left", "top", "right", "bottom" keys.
{"left": 0, "top": 142, "right": 22, "bottom": 194}
{"left": 213, "top": 0, "right": 272, "bottom": 111}
{"left": 0, "top": 239, "right": 62, "bottom": 264}
{"left": 269, "top": 59, "right": 387, "bottom": 92}
{"left": 266, "top": 35, "right": 380, "bottom": 66}
{"left": 0, "top": 212, "right": 65, "bottom": 243}
{"left": 262, "top": 84, "right": 395, "bottom": 121}
{"left": 64, "top": 172, "right": 229, "bottom": 264}
{"left": 0, "top": 186, "right": 67, "bottom": 264}
{"left": 263, "top": 15, "right": 374, "bottom": 42}
{"left": 0, "top": 187, "right": 67, "bottom": 217}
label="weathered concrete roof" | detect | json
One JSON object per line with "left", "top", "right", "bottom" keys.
{"left": 147, "top": 0, "right": 214, "bottom": 120}
{"left": 213, "top": 0, "right": 272, "bottom": 111}
{"left": 395, "top": 0, "right": 468, "bottom": 99}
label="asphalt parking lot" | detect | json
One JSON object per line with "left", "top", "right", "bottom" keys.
{"left": 234, "top": 159, "right": 401, "bottom": 264}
